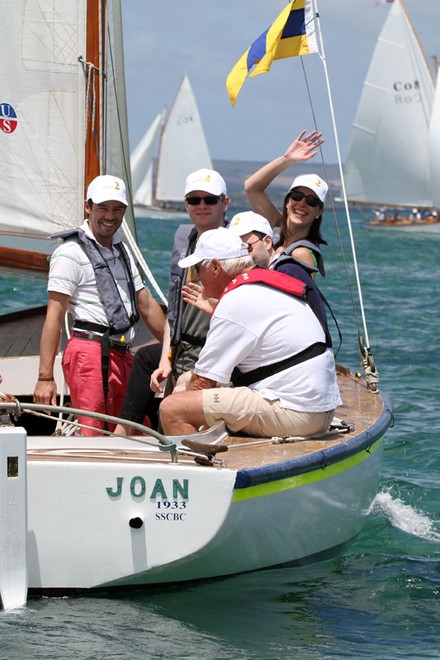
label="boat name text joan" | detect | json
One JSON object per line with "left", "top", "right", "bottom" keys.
{"left": 106, "top": 476, "right": 189, "bottom": 501}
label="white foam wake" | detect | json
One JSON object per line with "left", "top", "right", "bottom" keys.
{"left": 372, "top": 491, "right": 440, "bottom": 542}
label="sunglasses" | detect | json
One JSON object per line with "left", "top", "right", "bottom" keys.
{"left": 246, "top": 237, "right": 264, "bottom": 252}
{"left": 186, "top": 195, "right": 221, "bottom": 206}
{"left": 288, "top": 190, "right": 322, "bottom": 208}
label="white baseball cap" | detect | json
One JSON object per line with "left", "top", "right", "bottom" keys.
{"left": 228, "top": 211, "right": 273, "bottom": 239}
{"left": 288, "top": 173, "right": 328, "bottom": 204}
{"left": 178, "top": 227, "right": 249, "bottom": 268}
{"left": 184, "top": 169, "right": 227, "bottom": 196}
{"left": 86, "top": 175, "right": 128, "bottom": 206}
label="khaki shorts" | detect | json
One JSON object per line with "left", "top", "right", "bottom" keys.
{"left": 202, "top": 386, "right": 334, "bottom": 437}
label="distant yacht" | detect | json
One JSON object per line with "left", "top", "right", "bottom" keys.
{"left": 131, "top": 74, "right": 213, "bottom": 219}
{"left": 343, "top": 0, "right": 440, "bottom": 231}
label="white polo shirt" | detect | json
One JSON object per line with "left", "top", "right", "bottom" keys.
{"left": 195, "top": 283, "right": 342, "bottom": 413}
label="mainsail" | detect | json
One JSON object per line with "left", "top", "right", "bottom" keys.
{"left": 344, "top": 0, "right": 435, "bottom": 208}
{"left": 0, "top": 0, "right": 135, "bottom": 267}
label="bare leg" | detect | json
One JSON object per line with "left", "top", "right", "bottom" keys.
{"left": 113, "top": 422, "right": 131, "bottom": 436}
{"left": 159, "top": 390, "right": 206, "bottom": 435}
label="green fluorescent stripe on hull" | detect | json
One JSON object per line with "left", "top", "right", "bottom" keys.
{"left": 232, "top": 436, "right": 384, "bottom": 502}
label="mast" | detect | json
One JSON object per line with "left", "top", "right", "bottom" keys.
{"left": 84, "top": 0, "right": 107, "bottom": 198}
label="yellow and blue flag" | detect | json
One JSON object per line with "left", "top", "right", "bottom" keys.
{"left": 226, "top": 0, "right": 318, "bottom": 107}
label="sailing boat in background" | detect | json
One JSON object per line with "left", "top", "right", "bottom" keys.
{"left": 344, "top": 0, "right": 440, "bottom": 230}
{"left": 131, "top": 74, "right": 213, "bottom": 219}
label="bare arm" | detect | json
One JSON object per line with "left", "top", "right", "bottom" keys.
{"left": 33, "top": 291, "right": 70, "bottom": 406}
{"left": 136, "top": 287, "right": 166, "bottom": 342}
{"left": 150, "top": 319, "right": 173, "bottom": 393}
{"left": 244, "top": 130, "right": 324, "bottom": 227}
{"left": 290, "top": 246, "right": 318, "bottom": 280}
{"left": 188, "top": 372, "right": 216, "bottom": 390}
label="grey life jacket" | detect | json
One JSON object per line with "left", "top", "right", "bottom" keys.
{"left": 167, "top": 224, "right": 198, "bottom": 344}
{"left": 276, "top": 239, "right": 325, "bottom": 277}
{"left": 52, "top": 227, "right": 139, "bottom": 333}
{"left": 52, "top": 227, "right": 139, "bottom": 414}
{"left": 167, "top": 220, "right": 230, "bottom": 345}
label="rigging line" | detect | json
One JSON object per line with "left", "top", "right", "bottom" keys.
{"left": 89, "top": 67, "right": 101, "bottom": 170}
{"left": 79, "top": 56, "right": 103, "bottom": 172}
{"left": 312, "top": 0, "right": 372, "bottom": 351}
{"left": 0, "top": 400, "right": 176, "bottom": 452}
{"left": 121, "top": 220, "right": 167, "bottom": 306}
{"left": 105, "top": 19, "right": 167, "bottom": 305}
{"left": 98, "top": 0, "right": 105, "bottom": 172}
{"left": 299, "top": 55, "right": 361, "bottom": 337}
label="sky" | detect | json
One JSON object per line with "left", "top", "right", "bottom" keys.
{"left": 121, "top": 0, "right": 438, "bottom": 164}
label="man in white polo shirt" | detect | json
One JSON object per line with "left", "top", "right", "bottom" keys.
{"left": 159, "top": 227, "right": 341, "bottom": 438}
{"left": 33, "top": 174, "right": 165, "bottom": 436}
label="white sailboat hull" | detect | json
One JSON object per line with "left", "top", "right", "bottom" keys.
{"left": 22, "top": 416, "right": 387, "bottom": 591}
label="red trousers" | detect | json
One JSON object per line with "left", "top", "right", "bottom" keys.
{"left": 62, "top": 337, "right": 134, "bottom": 436}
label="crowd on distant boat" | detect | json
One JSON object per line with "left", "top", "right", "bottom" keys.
{"left": 372, "top": 207, "right": 439, "bottom": 224}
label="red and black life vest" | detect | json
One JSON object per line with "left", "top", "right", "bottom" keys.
{"left": 218, "top": 268, "right": 330, "bottom": 387}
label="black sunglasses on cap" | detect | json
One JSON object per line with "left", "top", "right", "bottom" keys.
{"left": 186, "top": 195, "right": 221, "bottom": 206}
{"left": 288, "top": 190, "right": 322, "bottom": 208}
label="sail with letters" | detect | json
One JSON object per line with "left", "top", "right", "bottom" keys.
{"left": 131, "top": 74, "right": 213, "bottom": 218}
{"left": 344, "top": 0, "right": 436, "bottom": 213}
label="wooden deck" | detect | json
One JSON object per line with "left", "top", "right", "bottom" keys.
{"left": 25, "top": 367, "right": 388, "bottom": 473}
{"left": 1, "top": 306, "right": 389, "bottom": 472}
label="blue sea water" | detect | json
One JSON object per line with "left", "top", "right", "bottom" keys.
{"left": 0, "top": 209, "right": 439, "bottom": 659}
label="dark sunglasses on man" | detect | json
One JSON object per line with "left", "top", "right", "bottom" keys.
{"left": 288, "top": 190, "right": 322, "bottom": 208}
{"left": 185, "top": 195, "right": 221, "bottom": 206}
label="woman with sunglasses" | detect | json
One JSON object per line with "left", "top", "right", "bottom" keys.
{"left": 245, "top": 130, "right": 327, "bottom": 278}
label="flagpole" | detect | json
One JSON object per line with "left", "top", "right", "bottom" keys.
{"left": 312, "top": 0, "right": 372, "bottom": 353}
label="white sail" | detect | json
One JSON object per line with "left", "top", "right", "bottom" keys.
{"left": 0, "top": 2, "right": 87, "bottom": 239}
{"left": 428, "top": 74, "right": 440, "bottom": 208}
{"left": 154, "top": 74, "right": 213, "bottom": 204}
{"left": 344, "top": 0, "right": 435, "bottom": 208}
{"left": 131, "top": 112, "right": 164, "bottom": 207}
{"left": 0, "top": 0, "right": 139, "bottom": 262}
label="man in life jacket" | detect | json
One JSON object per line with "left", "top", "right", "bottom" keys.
{"left": 181, "top": 211, "right": 331, "bottom": 346}
{"left": 33, "top": 174, "right": 165, "bottom": 436}
{"left": 114, "top": 168, "right": 230, "bottom": 434}
{"left": 159, "top": 227, "right": 341, "bottom": 439}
